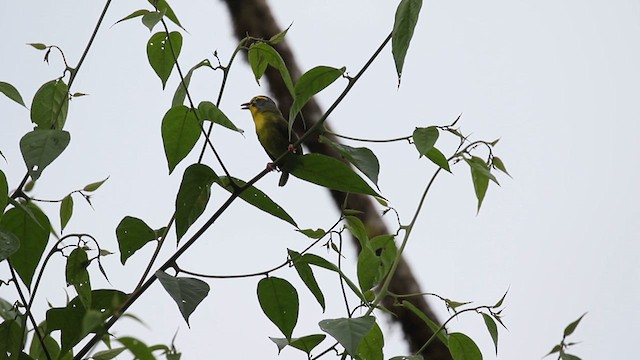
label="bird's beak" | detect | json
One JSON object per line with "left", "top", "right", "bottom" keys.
{"left": 241, "top": 102, "right": 250, "bottom": 110}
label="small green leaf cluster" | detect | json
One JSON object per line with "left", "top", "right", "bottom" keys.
{"left": 545, "top": 314, "right": 587, "bottom": 360}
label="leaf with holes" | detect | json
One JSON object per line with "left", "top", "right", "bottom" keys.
{"left": 20, "top": 129, "right": 70, "bottom": 181}
{"left": 257, "top": 277, "right": 299, "bottom": 341}
{"left": 0, "top": 230, "right": 19, "bottom": 262}
{"left": 319, "top": 316, "right": 376, "bottom": 357}
{"left": 175, "top": 164, "right": 217, "bottom": 241}
{"left": 66, "top": 248, "right": 92, "bottom": 308}
{"left": 147, "top": 31, "right": 182, "bottom": 89}
{"left": 156, "top": 271, "right": 210, "bottom": 326}
{"left": 46, "top": 289, "right": 127, "bottom": 353}
{"left": 116, "top": 216, "right": 157, "bottom": 265}
{"left": 1, "top": 204, "right": 50, "bottom": 287}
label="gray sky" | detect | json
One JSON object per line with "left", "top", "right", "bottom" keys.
{"left": 1, "top": 0, "right": 638, "bottom": 359}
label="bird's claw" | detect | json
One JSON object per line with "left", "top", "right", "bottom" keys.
{"left": 288, "top": 143, "right": 297, "bottom": 153}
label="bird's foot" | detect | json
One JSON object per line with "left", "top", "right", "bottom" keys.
{"left": 287, "top": 143, "right": 297, "bottom": 153}
{"left": 266, "top": 162, "right": 276, "bottom": 171}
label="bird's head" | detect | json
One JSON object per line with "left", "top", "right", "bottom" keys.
{"left": 241, "top": 95, "right": 280, "bottom": 116}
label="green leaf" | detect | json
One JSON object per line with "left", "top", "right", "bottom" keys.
{"left": 46, "top": 290, "right": 127, "bottom": 353}
{"left": 172, "top": 60, "right": 212, "bottom": 107}
{"left": 30, "top": 79, "right": 69, "bottom": 129}
{"left": 492, "top": 156, "right": 511, "bottom": 177}
{"left": 175, "top": 164, "right": 217, "bottom": 241}
{"left": 0, "top": 170, "right": 8, "bottom": 215}
{"left": 426, "top": 147, "right": 451, "bottom": 172}
{"left": 83, "top": 176, "right": 109, "bottom": 192}
{"left": 268, "top": 24, "right": 292, "bottom": 45}
{"left": 465, "top": 157, "right": 496, "bottom": 212}
{"left": 298, "top": 253, "right": 366, "bottom": 302}
{"left": 116, "top": 216, "right": 157, "bottom": 265}
{"left": 561, "top": 354, "right": 582, "bottom": 360}
{"left": 345, "top": 216, "right": 369, "bottom": 249}
{"left": 0, "top": 319, "right": 23, "bottom": 360}
{"left": 29, "top": 322, "right": 64, "bottom": 360}
{"left": 413, "top": 127, "right": 439, "bottom": 156}
{"left": 28, "top": 43, "right": 48, "bottom": 50}
{"left": 269, "top": 334, "right": 326, "bottom": 355}
{"left": 295, "top": 228, "right": 326, "bottom": 239}
{"left": 91, "top": 347, "right": 126, "bottom": 360}
{"left": 482, "top": 313, "right": 499, "bottom": 355}
{"left": 320, "top": 136, "right": 380, "bottom": 187}
{"left": 197, "top": 101, "right": 244, "bottom": 134}
{"left": 448, "top": 332, "right": 482, "bottom": 360}
{"left": 0, "top": 230, "right": 20, "bottom": 262}
{"left": 290, "top": 334, "right": 326, "bottom": 354}
{"left": 247, "top": 42, "right": 295, "bottom": 96}
{"left": 493, "top": 289, "right": 508, "bottom": 308}
{"left": 319, "top": 316, "right": 376, "bottom": 357}
{"left": 287, "top": 154, "right": 383, "bottom": 198}
{"left": 563, "top": 313, "right": 587, "bottom": 338}
{"left": 289, "top": 66, "right": 345, "bottom": 122}
{"left": 389, "top": 356, "right": 424, "bottom": 360}
{"left": 20, "top": 129, "right": 70, "bottom": 181}
{"left": 60, "top": 195, "right": 73, "bottom": 231}
{"left": 257, "top": 277, "right": 299, "bottom": 341}
{"left": 147, "top": 31, "right": 183, "bottom": 89}
{"left": 357, "top": 246, "right": 381, "bottom": 293}
{"left": 288, "top": 249, "right": 325, "bottom": 311}
{"left": 0, "top": 81, "right": 26, "bottom": 107}
{"left": 445, "top": 299, "right": 471, "bottom": 312}
{"left": 370, "top": 234, "right": 396, "bottom": 280}
{"left": 66, "top": 248, "right": 92, "bottom": 309}
{"left": 392, "top": 0, "right": 423, "bottom": 85}
{"left": 118, "top": 337, "right": 155, "bottom": 360}
{"left": 141, "top": 9, "right": 165, "bottom": 32}
{"left": 1, "top": 204, "right": 50, "bottom": 287}
{"left": 147, "top": 0, "right": 183, "bottom": 29}
{"left": 155, "top": 271, "right": 210, "bottom": 326}
{"left": 400, "top": 300, "right": 448, "bottom": 346}
{"left": 161, "top": 105, "right": 201, "bottom": 173}
{"left": 356, "top": 322, "right": 384, "bottom": 360}
{"left": 114, "top": 9, "right": 150, "bottom": 25}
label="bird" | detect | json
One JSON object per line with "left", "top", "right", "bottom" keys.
{"left": 241, "top": 95, "right": 303, "bottom": 186}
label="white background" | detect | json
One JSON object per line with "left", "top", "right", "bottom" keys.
{"left": 1, "top": 1, "right": 639, "bottom": 359}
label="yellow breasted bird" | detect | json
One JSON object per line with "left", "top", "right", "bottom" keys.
{"left": 241, "top": 95, "right": 303, "bottom": 186}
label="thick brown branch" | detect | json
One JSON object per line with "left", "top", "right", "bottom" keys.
{"left": 222, "top": 1, "right": 451, "bottom": 358}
